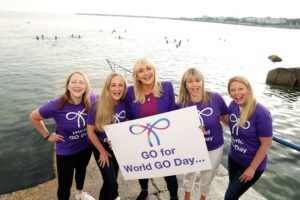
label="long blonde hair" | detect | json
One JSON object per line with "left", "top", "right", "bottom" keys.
{"left": 58, "top": 71, "right": 91, "bottom": 113}
{"left": 227, "top": 76, "right": 257, "bottom": 127}
{"left": 132, "top": 57, "right": 162, "bottom": 103}
{"left": 177, "top": 67, "right": 211, "bottom": 107}
{"left": 95, "top": 73, "right": 128, "bottom": 132}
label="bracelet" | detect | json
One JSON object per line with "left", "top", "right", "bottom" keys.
{"left": 44, "top": 133, "right": 52, "bottom": 141}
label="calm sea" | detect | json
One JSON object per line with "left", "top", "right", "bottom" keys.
{"left": 0, "top": 11, "right": 299, "bottom": 199}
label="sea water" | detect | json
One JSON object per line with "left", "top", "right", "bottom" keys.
{"left": 0, "top": 11, "right": 299, "bottom": 199}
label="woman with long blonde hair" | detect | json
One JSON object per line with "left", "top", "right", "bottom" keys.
{"left": 125, "top": 57, "right": 178, "bottom": 200}
{"left": 87, "top": 72, "right": 127, "bottom": 200}
{"left": 225, "top": 76, "right": 273, "bottom": 200}
{"left": 177, "top": 68, "right": 229, "bottom": 200}
{"left": 30, "top": 71, "right": 96, "bottom": 200}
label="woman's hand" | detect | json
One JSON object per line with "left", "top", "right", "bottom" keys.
{"left": 239, "top": 166, "right": 255, "bottom": 183}
{"left": 220, "top": 114, "right": 229, "bottom": 127}
{"left": 107, "top": 139, "right": 112, "bottom": 149}
{"left": 48, "top": 132, "right": 65, "bottom": 142}
{"left": 200, "top": 124, "right": 207, "bottom": 135}
{"left": 98, "top": 150, "right": 112, "bottom": 168}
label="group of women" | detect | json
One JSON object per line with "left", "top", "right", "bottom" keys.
{"left": 30, "top": 57, "right": 273, "bottom": 200}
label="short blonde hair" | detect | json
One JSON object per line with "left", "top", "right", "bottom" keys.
{"left": 227, "top": 76, "right": 257, "bottom": 127}
{"left": 132, "top": 57, "right": 162, "bottom": 103}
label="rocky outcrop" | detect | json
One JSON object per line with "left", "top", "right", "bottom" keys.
{"left": 268, "top": 55, "right": 282, "bottom": 62}
{"left": 266, "top": 67, "right": 300, "bottom": 87}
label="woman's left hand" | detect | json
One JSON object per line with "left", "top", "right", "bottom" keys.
{"left": 239, "top": 167, "right": 255, "bottom": 183}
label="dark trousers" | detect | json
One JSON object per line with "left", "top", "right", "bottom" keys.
{"left": 93, "top": 144, "right": 119, "bottom": 200}
{"left": 138, "top": 175, "right": 178, "bottom": 199}
{"left": 225, "top": 156, "right": 264, "bottom": 200}
{"left": 56, "top": 147, "right": 92, "bottom": 200}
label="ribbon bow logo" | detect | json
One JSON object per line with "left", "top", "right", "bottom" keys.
{"left": 129, "top": 118, "right": 170, "bottom": 147}
{"left": 114, "top": 110, "right": 126, "bottom": 123}
{"left": 197, "top": 107, "right": 213, "bottom": 127}
{"left": 229, "top": 113, "right": 250, "bottom": 136}
{"left": 66, "top": 109, "right": 87, "bottom": 128}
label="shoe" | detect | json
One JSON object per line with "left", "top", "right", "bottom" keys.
{"left": 136, "top": 190, "right": 148, "bottom": 200}
{"left": 75, "top": 192, "right": 95, "bottom": 200}
{"left": 115, "top": 197, "right": 121, "bottom": 200}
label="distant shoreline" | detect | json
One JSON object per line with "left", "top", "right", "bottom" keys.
{"left": 76, "top": 13, "right": 300, "bottom": 30}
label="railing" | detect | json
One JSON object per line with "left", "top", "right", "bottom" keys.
{"left": 106, "top": 58, "right": 300, "bottom": 152}
{"left": 106, "top": 58, "right": 132, "bottom": 74}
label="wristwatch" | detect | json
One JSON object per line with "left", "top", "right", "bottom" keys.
{"left": 44, "top": 133, "right": 52, "bottom": 141}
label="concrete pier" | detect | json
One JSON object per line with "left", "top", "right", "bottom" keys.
{"left": 0, "top": 158, "right": 266, "bottom": 200}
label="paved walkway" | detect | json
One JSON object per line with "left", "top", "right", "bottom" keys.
{"left": 0, "top": 158, "right": 266, "bottom": 200}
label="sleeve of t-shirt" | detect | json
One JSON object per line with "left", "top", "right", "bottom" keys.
{"left": 87, "top": 102, "right": 97, "bottom": 125}
{"left": 39, "top": 99, "right": 59, "bottom": 119}
{"left": 255, "top": 105, "right": 273, "bottom": 137}
{"left": 90, "top": 92, "right": 98, "bottom": 103}
{"left": 216, "top": 92, "right": 230, "bottom": 115}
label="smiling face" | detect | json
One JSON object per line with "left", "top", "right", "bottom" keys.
{"left": 185, "top": 76, "right": 202, "bottom": 101}
{"left": 109, "top": 75, "right": 126, "bottom": 103}
{"left": 229, "top": 81, "right": 250, "bottom": 107}
{"left": 136, "top": 62, "right": 155, "bottom": 87}
{"left": 67, "top": 73, "right": 86, "bottom": 103}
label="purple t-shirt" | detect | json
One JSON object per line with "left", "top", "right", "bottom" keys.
{"left": 39, "top": 93, "right": 97, "bottom": 155}
{"left": 178, "top": 92, "right": 229, "bottom": 151}
{"left": 87, "top": 100, "right": 126, "bottom": 142}
{"left": 228, "top": 101, "right": 273, "bottom": 171}
{"left": 140, "top": 93, "right": 159, "bottom": 118}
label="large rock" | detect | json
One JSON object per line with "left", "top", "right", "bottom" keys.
{"left": 266, "top": 67, "right": 300, "bottom": 87}
{"left": 268, "top": 55, "right": 282, "bottom": 62}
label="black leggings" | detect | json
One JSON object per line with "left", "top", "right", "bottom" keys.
{"left": 56, "top": 147, "right": 92, "bottom": 200}
{"left": 93, "top": 144, "right": 119, "bottom": 200}
{"left": 138, "top": 175, "right": 178, "bottom": 199}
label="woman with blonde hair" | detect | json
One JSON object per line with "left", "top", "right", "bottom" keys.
{"left": 225, "top": 76, "right": 272, "bottom": 200}
{"left": 177, "top": 67, "right": 229, "bottom": 200}
{"left": 87, "top": 72, "right": 127, "bottom": 200}
{"left": 125, "top": 57, "right": 178, "bottom": 200}
{"left": 30, "top": 71, "right": 96, "bottom": 200}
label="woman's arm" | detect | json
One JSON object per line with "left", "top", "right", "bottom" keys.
{"left": 220, "top": 114, "right": 229, "bottom": 127}
{"left": 29, "top": 109, "right": 65, "bottom": 142}
{"left": 87, "top": 124, "right": 111, "bottom": 168}
{"left": 239, "top": 136, "right": 272, "bottom": 183}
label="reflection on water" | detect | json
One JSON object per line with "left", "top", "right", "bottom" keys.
{"left": 0, "top": 11, "right": 300, "bottom": 199}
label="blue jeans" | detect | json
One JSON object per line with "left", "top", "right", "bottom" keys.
{"left": 93, "top": 144, "right": 119, "bottom": 200}
{"left": 225, "top": 156, "right": 264, "bottom": 200}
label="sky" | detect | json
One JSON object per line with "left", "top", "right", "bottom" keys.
{"left": 0, "top": 0, "right": 300, "bottom": 18}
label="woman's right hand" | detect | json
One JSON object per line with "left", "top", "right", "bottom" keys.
{"left": 107, "top": 139, "right": 112, "bottom": 149}
{"left": 48, "top": 132, "right": 65, "bottom": 142}
{"left": 98, "top": 150, "right": 112, "bottom": 168}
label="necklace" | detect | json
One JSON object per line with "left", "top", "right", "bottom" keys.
{"left": 145, "top": 93, "right": 151, "bottom": 102}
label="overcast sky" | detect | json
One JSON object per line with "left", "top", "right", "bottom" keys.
{"left": 1, "top": 0, "right": 299, "bottom": 18}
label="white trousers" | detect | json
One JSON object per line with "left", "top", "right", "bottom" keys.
{"left": 183, "top": 145, "right": 223, "bottom": 196}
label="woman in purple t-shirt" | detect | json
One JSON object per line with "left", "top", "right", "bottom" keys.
{"left": 176, "top": 68, "right": 229, "bottom": 200}
{"left": 225, "top": 76, "right": 273, "bottom": 200}
{"left": 125, "top": 57, "right": 178, "bottom": 200}
{"left": 87, "top": 72, "right": 127, "bottom": 200}
{"left": 30, "top": 71, "right": 96, "bottom": 200}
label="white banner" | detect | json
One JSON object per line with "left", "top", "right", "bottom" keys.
{"left": 104, "top": 106, "right": 211, "bottom": 180}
